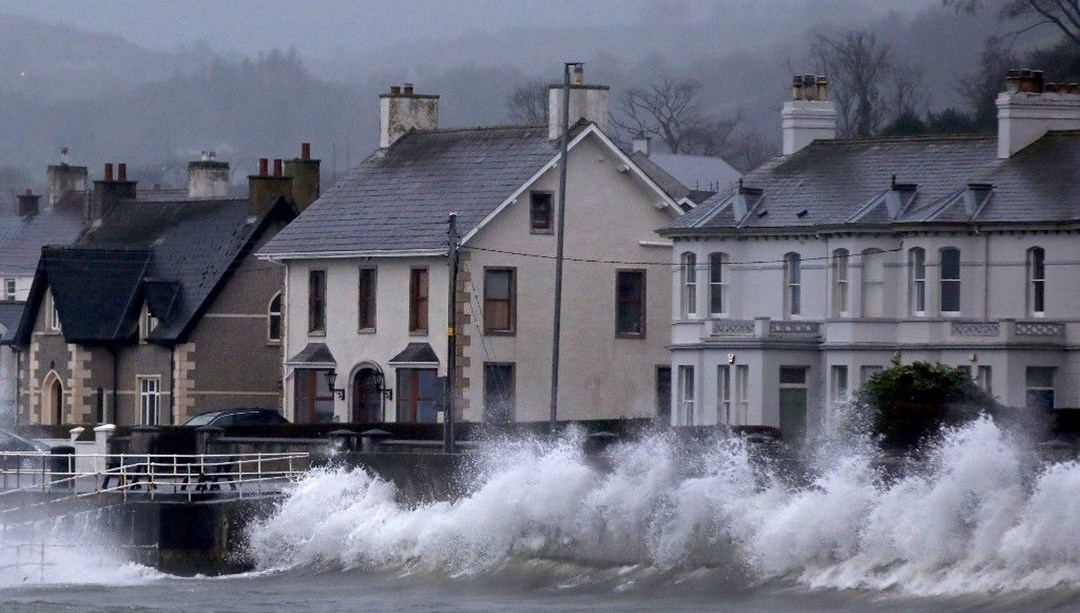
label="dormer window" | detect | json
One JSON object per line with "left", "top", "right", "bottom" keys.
{"left": 47, "top": 291, "right": 62, "bottom": 333}
{"left": 139, "top": 305, "right": 159, "bottom": 341}
{"left": 530, "top": 191, "right": 553, "bottom": 233}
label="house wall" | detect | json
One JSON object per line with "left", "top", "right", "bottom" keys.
{"left": 464, "top": 135, "right": 675, "bottom": 421}
{"left": 278, "top": 132, "right": 678, "bottom": 423}
{"left": 282, "top": 255, "right": 449, "bottom": 423}
{"left": 0, "top": 345, "right": 16, "bottom": 423}
{"left": 669, "top": 229, "right": 1080, "bottom": 435}
{"left": 182, "top": 232, "right": 285, "bottom": 420}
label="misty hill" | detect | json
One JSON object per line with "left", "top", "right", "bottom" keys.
{"left": 0, "top": 3, "right": 1025, "bottom": 196}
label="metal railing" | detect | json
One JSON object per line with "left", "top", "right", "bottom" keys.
{"left": 0, "top": 451, "right": 310, "bottom": 508}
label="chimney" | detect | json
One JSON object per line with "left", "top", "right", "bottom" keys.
{"left": 16, "top": 188, "right": 40, "bottom": 217}
{"left": 997, "top": 68, "right": 1080, "bottom": 158}
{"left": 89, "top": 162, "right": 137, "bottom": 223}
{"left": 187, "top": 151, "right": 230, "bottom": 199}
{"left": 632, "top": 135, "right": 651, "bottom": 156}
{"left": 379, "top": 83, "right": 440, "bottom": 148}
{"left": 248, "top": 156, "right": 293, "bottom": 215}
{"left": 46, "top": 147, "right": 89, "bottom": 210}
{"left": 547, "top": 65, "right": 611, "bottom": 140}
{"left": 283, "top": 142, "right": 321, "bottom": 212}
{"left": 781, "top": 74, "right": 838, "bottom": 155}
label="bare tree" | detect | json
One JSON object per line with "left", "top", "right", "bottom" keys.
{"left": 891, "top": 61, "right": 928, "bottom": 118}
{"left": 947, "top": 0, "right": 1080, "bottom": 46}
{"left": 506, "top": 80, "right": 549, "bottom": 124}
{"left": 810, "top": 30, "right": 896, "bottom": 138}
{"left": 682, "top": 115, "right": 741, "bottom": 157}
{"left": 957, "top": 38, "right": 1019, "bottom": 129}
{"left": 725, "top": 127, "right": 777, "bottom": 172}
{"left": 612, "top": 78, "right": 705, "bottom": 154}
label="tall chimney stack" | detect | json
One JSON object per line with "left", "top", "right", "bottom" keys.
{"left": 187, "top": 151, "right": 230, "bottom": 199}
{"left": 284, "top": 142, "right": 321, "bottom": 212}
{"left": 547, "top": 65, "right": 611, "bottom": 140}
{"left": 781, "top": 74, "right": 837, "bottom": 155}
{"left": 996, "top": 67, "right": 1080, "bottom": 158}
{"left": 16, "top": 188, "right": 40, "bottom": 217}
{"left": 248, "top": 156, "right": 293, "bottom": 215}
{"left": 379, "top": 83, "right": 439, "bottom": 148}
{"left": 89, "top": 162, "right": 137, "bottom": 223}
{"left": 46, "top": 147, "right": 88, "bottom": 211}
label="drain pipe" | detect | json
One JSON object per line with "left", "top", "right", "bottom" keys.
{"left": 109, "top": 346, "right": 118, "bottom": 424}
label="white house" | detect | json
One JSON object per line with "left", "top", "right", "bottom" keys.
{"left": 660, "top": 71, "right": 1080, "bottom": 442}
{"left": 259, "top": 71, "right": 682, "bottom": 424}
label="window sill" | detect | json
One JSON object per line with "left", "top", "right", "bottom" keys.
{"left": 616, "top": 333, "right": 646, "bottom": 340}
{"left": 484, "top": 329, "right": 516, "bottom": 337}
{"left": 358, "top": 328, "right": 377, "bottom": 335}
{"left": 409, "top": 330, "right": 429, "bottom": 337}
{"left": 266, "top": 340, "right": 281, "bottom": 347}
{"left": 530, "top": 228, "right": 554, "bottom": 235}
{"left": 308, "top": 330, "right": 326, "bottom": 337}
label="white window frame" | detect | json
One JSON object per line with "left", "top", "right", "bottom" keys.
{"left": 709, "top": 252, "right": 728, "bottom": 317}
{"left": 1025, "top": 366, "right": 1055, "bottom": 409}
{"left": 681, "top": 252, "right": 697, "bottom": 318}
{"left": 784, "top": 252, "right": 801, "bottom": 318}
{"left": 139, "top": 305, "right": 158, "bottom": 342}
{"left": 861, "top": 248, "right": 885, "bottom": 318}
{"left": 1028, "top": 247, "right": 1046, "bottom": 317}
{"left": 268, "top": 292, "right": 283, "bottom": 344}
{"left": 910, "top": 247, "right": 926, "bottom": 316}
{"left": 47, "top": 291, "right": 62, "bottom": 333}
{"left": 832, "top": 249, "right": 849, "bottom": 317}
{"left": 3, "top": 278, "right": 14, "bottom": 299}
{"left": 138, "top": 375, "right": 162, "bottom": 425}
{"left": 976, "top": 365, "right": 992, "bottom": 396}
{"left": 940, "top": 247, "right": 961, "bottom": 316}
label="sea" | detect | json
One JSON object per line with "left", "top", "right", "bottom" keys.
{"left": 2, "top": 416, "right": 1079, "bottom": 612}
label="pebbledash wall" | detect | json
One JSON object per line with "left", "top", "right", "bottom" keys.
{"left": 22, "top": 232, "right": 284, "bottom": 425}
{"left": 280, "top": 135, "right": 676, "bottom": 424}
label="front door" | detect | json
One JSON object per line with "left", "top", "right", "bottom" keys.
{"left": 778, "top": 366, "right": 808, "bottom": 444}
{"left": 352, "top": 368, "right": 383, "bottom": 423}
{"left": 51, "top": 379, "right": 63, "bottom": 425}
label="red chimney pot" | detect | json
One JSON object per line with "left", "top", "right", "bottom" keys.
{"left": 273, "top": 159, "right": 283, "bottom": 177}
{"left": 118, "top": 163, "right": 127, "bottom": 181}
{"left": 259, "top": 158, "right": 269, "bottom": 176}
{"left": 301, "top": 143, "right": 311, "bottom": 160}
{"left": 104, "top": 163, "right": 114, "bottom": 181}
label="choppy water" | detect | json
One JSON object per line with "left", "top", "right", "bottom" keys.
{"left": 3, "top": 417, "right": 1080, "bottom": 612}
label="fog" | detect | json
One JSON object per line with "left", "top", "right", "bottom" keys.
{"left": 0, "top": 0, "right": 1022, "bottom": 193}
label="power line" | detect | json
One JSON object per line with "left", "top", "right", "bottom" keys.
{"left": 460, "top": 245, "right": 906, "bottom": 268}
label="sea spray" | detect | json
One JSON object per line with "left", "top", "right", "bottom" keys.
{"left": 246, "top": 417, "right": 1080, "bottom": 596}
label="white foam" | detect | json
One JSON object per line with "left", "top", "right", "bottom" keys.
{"left": 246, "top": 417, "right": 1080, "bottom": 596}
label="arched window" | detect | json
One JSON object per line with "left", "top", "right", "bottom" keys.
{"left": 909, "top": 247, "right": 926, "bottom": 315}
{"left": 708, "top": 252, "right": 728, "bottom": 316}
{"left": 861, "top": 248, "right": 885, "bottom": 317}
{"left": 940, "top": 247, "right": 961, "bottom": 315}
{"left": 680, "top": 252, "right": 697, "bottom": 317}
{"left": 831, "top": 249, "right": 849, "bottom": 316}
{"left": 268, "top": 292, "right": 282, "bottom": 343}
{"left": 784, "top": 252, "right": 801, "bottom": 318}
{"left": 1028, "top": 247, "right": 1046, "bottom": 317}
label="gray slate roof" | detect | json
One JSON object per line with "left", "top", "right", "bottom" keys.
{"left": 646, "top": 151, "right": 741, "bottom": 193}
{"left": 0, "top": 301, "right": 24, "bottom": 345}
{"left": 261, "top": 125, "right": 557, "bottom": 256}
{"left": 16, "top": 196, "right": 292, "bottom": 346}
{"left": 0, "top": 195, "right": 87, "bottom": 278}
{"left": 666, "top": 134, "right": 1003, "bottom": 233}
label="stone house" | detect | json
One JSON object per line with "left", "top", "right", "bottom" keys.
{"left": 259, "top": 71, "right": 683, "bottom": 424}
{"left": 660, "top": 71, "right": 1080, "bottom": 442}
{"left": 12, "top": 150, "right": 318, "bottom": 425}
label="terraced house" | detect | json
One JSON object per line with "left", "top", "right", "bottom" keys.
{"left": 662, "top": 71, "right": 1080, "bottom": 441}
{"left": 259, "top": 70, "right": 683, "bottom": 424}
{"left": 13, "top": 150, "right": 318, "bottom": 425}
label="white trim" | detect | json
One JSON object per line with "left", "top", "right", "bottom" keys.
{"left": 259, "top": 249, "right": 447, "bottom": 262}
{"left": 186, "top": 390, "right": 282, "bottom": 396}
{"left": 639, "top": 240, "right": 674, "bottom": 248}
{"left": 389, "top": 361, "right": 440, "bottom": 368}
{"left": 204, "top": 313, "right": 266, "bottom": 319}
{"left": 460, "top": 124, "right": 680, "bottom": 245}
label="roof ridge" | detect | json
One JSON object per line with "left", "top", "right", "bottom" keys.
{"left": 409, "top": 123, "right": 548, "bottom": 135}
{"left": 818, "top": 133, "right": 995, "bottom": 146}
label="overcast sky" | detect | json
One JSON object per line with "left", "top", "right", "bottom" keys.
{"left": 2, "top": 0, "right": 940, "bottom": 60}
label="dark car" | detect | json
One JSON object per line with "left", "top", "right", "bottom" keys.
{"left": 183, "top": 408, "right": 289, "bottom": 427}
{"left": 0, "top": 427, "right": 51, "bottom": 452}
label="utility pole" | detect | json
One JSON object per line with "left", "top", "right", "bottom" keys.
{"left": 550, "top": 62, "right": 581, "bottom": 429}
{"left": 444, "top": 213, "right": 459, "bottom": 453}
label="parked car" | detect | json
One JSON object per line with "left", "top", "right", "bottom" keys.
{"left": 183, "top": 408, "right": 289, "bottom": 427}
{"left": 0, "top": 427, "right": 54, "bottom": 473}
{"left": 0, "top": 427, "right": 51, "bottom": 453}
